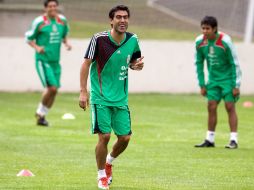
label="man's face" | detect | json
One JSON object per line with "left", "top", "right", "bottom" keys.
{"left": 201, "top": 24, "right": 217, "bottom": 39}
{"left": 110, "top": 10, "right": 129, "bottom": 34}
{"left": 45, "top": 1, "right": 58, "bottom": 18}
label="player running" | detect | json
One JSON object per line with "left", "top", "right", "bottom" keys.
{"left": 79, "top": 5, "right": 144, "bottom": 190}
{"left": 194, "top": 16, "right": 241, "bottom": 149}
{"left": 25, "top": 0, "right": 71, "bottom": 126}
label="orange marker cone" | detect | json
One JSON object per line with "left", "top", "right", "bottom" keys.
{"left": 17, "top": 169, "right": 35, "bottom": 177}
{"left": 243, "top": 101, "right": 253, "bottom": 108}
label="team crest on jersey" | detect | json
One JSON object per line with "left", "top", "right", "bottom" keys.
{"left": 52, "top": 24, "right": 58, "bottom": 32}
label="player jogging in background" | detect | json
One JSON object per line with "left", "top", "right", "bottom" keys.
{"left": 25, "top": 0, "right": 71, "bottom": 126}
{"left": 79, "top": 5, "right": 144, "bottom": 190}
{"left": 194, "top": 16, "right": 242, "bottom": 149}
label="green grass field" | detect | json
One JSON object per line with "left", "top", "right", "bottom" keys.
{"left": 0, "top": 92, "right": 254, "bottom": 190}
{"left": 69, "top": 21, "right": 198, "bottom": 40}
{"left": 69, "top": 21, "right": 241, "bottom": 41}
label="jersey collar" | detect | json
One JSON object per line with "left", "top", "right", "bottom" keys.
{"left": 108, "top": 30, "right": 126, "bottom": 46}
{"left": 208, "top": 32, "right": 219, "bottom": 42}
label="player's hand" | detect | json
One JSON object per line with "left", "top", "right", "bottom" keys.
{"left": 79, "top": 91, "right": 89, "bottom": 111}
{"left": 233, "top": 88, "right": 240, "bottom": 97}
{"left": 36, "top": 46, "right": 45, "bottom": 54}
{"left": 65, "top": 43, "right": 72, "bottom": 51}
{"left": 200, "top": 87, "right": 206, "bottom": 96}
{"left": 130, "top": 56, "right": 144, "bottom": 71}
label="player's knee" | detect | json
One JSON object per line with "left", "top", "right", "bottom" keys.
{"left": 118, "top": 135, "right": 131, "bottom": 144}
{"left": 99, "top": 133, "right": 111, "bottom": 144}
{"left": 225, "top": 103, "right": 235, "bottom": 113}
{"left": 208, "top": 102, "right": 217, "bottom": 112}
{"left": 48, "top": 86, "right": 58, "bottom": 95}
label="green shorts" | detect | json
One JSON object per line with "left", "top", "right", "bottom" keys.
{"left": 206, "top": 82, "right": 239, "bottom": 102}
{"left": 91, "top": 104, "right": 131, "bottom": 136}
{"left": 35, "top": 60, "right": 61, "bottom": 88}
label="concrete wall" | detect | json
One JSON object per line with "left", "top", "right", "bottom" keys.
{"left": 0, "top": 37, "right": 253, "bottom": 94}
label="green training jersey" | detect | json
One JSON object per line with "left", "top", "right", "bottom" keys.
{"left": 84, "top": 31, "right": 141, "bottom": 106}
{"left": 195, "top": 32, "right": 241, "bottom": 88}
{"left": 25, "top": 14, "right": 69, "bottom": 62}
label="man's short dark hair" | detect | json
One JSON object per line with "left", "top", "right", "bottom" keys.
{"left": 44, "top": 0, "right": 59, "bottom": 7}
{"left": 109, "top": 5, "right": 130, "bottom": 19}
{"left": 201, "top": 16, "right": 218, "bottom": 28}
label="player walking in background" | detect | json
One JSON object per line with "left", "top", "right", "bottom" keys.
{"left": 79, "top": 5, "right": 144, "bottom": 190}
{"left": 194, "top": 16, "right": 241, "bottom": 149}
{"left": 25, "top": 0, "right": 71, "bottom": 126}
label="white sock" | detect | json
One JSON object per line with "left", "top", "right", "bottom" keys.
{"left": 36, "top": 103, "right": 49, "bottom": 116}
{"left": 106, "top": 154, "right": 115, "bottom": 165}
{"left": 230, "top": 132, "right": 238, "bottom": 143}
{"left": 206, "top": 131, "right": 215, "bottom": 143}
{"left": 98, "top": 169, "right": 107, "bottom": 179}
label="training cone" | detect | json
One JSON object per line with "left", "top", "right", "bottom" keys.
{"left": 17, "top": 169, "right": 35, "bottom": 177}
{"left": 243, "top": 101, "right": 253, "bottom": 108}
{"left": 62, "top": 113, "right": 75, "bottom": 120}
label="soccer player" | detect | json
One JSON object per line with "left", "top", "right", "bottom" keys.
{"left": 79, "top": 5, "right": 144, "bottom": 190}
{"left": 194, "top": 16, "right": 241, "bottom": 149}
{"left": 25, "top": 0, "right": 71, "bottom": 126}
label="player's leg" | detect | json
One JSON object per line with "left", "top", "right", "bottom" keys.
{"left": 96, "top": 133, "right": 111, "bottom": 190}
{"left": 105, "top": 134, "right": 130, "bottom": 186}
{"left": 42, "top": 86, "right": 58, "bottom": 108}
{"left": 35, "top": 60, "right": 50, "bottom": 126}
{"left": 42, "top": 62, "right": 61, "bottom": 108}
{"left": 91, "top": 104, "right": 112, "bottom": 189}
{"left": 110, "top": 106, "right": 132, "bottom": 158}
{"left": 224, "top": 88, "right": 239, "bottom": 149}
{"left": 35, "top": 61, "right": 60, "bottom": 126}
{"left": 36, "top": 86, "right": 57, "bottom": 126}
{"left": 96, "top": 133, "right": 111, "bottom": 169}
{"left": 106, "top": 106, "right": 131, "bottom": 185}
{"left": 225, "top": 102, "right": 237, "bottom": 132}
{"left": 111, "top": 135, "right": 131, "bottom": 158}
{"left": 195, "top": 85, "right": 221, "bottom": 147}
{"left": 207, "top": 100, "right": 218, "bottom": 133}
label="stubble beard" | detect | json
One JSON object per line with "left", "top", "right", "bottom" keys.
{"left": 114, "top": 24, "right": 128, "bottom": 35}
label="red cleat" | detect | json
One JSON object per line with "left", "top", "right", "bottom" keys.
{"left": 105, "top": 163, "right": 113, "bottom": 185}
{"left": 98, "top": 177, "right": 109, "bottom": 190}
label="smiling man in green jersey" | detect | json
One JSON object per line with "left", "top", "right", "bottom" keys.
{"left": 194, "top": 16, "right": 242, "bottom": 149}
{"left": 25, "top": 0, "right": 71, "bottom": 126}
{"left": 79, "top": 5, "right": 144, "bottom": 190}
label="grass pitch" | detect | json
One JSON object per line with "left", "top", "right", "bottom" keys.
{"left": 69, "top": 21, "right": 197, "bottom": 40}
{"left": 0, "top": 92, "right": 254, "bottom": 190}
